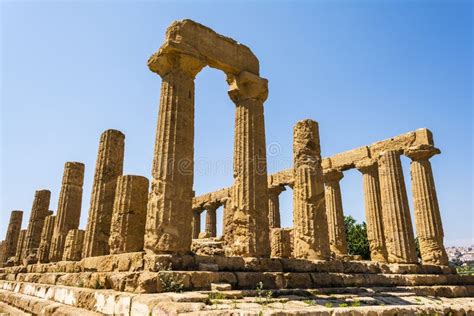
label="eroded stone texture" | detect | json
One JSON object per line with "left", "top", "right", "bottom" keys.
{"left": 293, "top": 120, "right": 330, "bottom": 260}
{"left": 50, "top": 162, "right": 85, "bottom": 262}
{"left": 226, "top": 71, "right": 270, "bottom": 257}
{"left": 204, "top": 202, "right": 219, "bottom": 238}
{"left": 378, "top": 150, "right": 417, "bottom": 264}
{"left": 109, "top": 175, "right": 149, "bottom": 254}
{"left": 145, "top": 50, "right": 204, "bottom": 255}
{"left": 23, "top": 190, "right": 51, "bottom": 264}
{"left": 270, "top": 228, "right": 293, "bottom": 258}
{"left": 268, "top": 186, "right": 284, "bottom": 228}
{"left": 405, "top": 145, "right": 448, "bottom": 266}
{"left": 355, "top": 159, "right": 388, "bottom": 263}
{"left": 14, "top": 230, "right": 27, "bottom": 265}
{"left": 83, "top": 130, "right": 125, "bottom": 258}
{"left": 63, "top": 229, "right": 85, "bottom": 261}
{"left": 192, "top": 210, "right": 202, "bottom": 239}
{"left": 37, "top": 215, "right": 56, "bottom": 263}
{"left": 323, "top": 169, "right": 348, "bottom": 257}
{"left": 0, "top": 241, "right": 4, "bottom": 267}
{"left": 0, "top": 211, "right": 23, "bottom": 265}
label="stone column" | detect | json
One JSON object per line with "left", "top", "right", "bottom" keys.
{"left": 270, "top": 228, "right": 293, "bottom": 258}
{"left": 355, "top": 160, "right": 388, "bottom": 263}
{"left": 268, "top": 186, "right": 285, "bottom": 228}
{"left": 38, "top": 215, "right": 56, "bottom": 263}
{"left": 192, "top": 210, "right": 201, "bottom": 239}
{"left": 378, "top": 150, "right": 417, "bottom": 263}
{"left": 63, "top": 229, "right": 85, "bottom": 261}
{"left": 83, "top": 130, "right": 125, "bottom": 258}
{"left": 0, "top": 242, "right": 4, "bottom": 268}
{"left": 23, "top": 190, "right": 51, "bottom": 264}
{"left": 0, "top": 211, "right": 23, "bottom": 265}
{"left": 323, "top": 169, "right": 348, "bottom": 257}
{"left": 145, "top": 51, "right": 205, "bottom": 255}
{"left": 50, "top": 162, "right": 85, "bottom": 262}
{"left": 15, "top": 230, "right": 27, "bottom": 265}
{"left": 109, "top": 175, "right": 149, "bottom": 254}
{"left": 405, "top": 145, "right": 448, "bottom": 265}
{"left": 293, "top": 120, "right": 330, "bottom": 259}
{"left": 204, "top": 202, "right": 219, "bottom": 238}
{"left": 226, "top": 71, "right": 270, "bottom": 257}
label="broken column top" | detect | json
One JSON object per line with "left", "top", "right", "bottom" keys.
{"left": 148, "top": 19, "right": 260, "bottom": 77}
{"left": 62, "top": 162, "right": 85, "bottom": 186}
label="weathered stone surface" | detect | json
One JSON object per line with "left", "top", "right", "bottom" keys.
{"left": 191, "top": 239, "right": 225, "bottom": 256}
{"left": 63, "top": 229, "right": 85, "bottom": 262}
{"left": 268, "top": 185, "right": 284, "bottom": 228}
{"left": 226, "top": 71, "right": 270, "bottom": 258}
{"left": 83, "top": 130, "right": 125, "bottom": 258}
{"left": 204, "top": 201, "right": 219, "bottom": 238}
{"left": 0, "top": 211, "right": 23, "bottom": 265}
{"left": 50, "top": 162, "right": 85, "bottom": 262}
{"left": 14, "top": 230, "right": 27, "bottom": 266}
{"left": 145, "top": 51, "right": 203, "bottom": 255}
{"left": 378, "top": 150, "right": 417, "bottom": 263}
{"left": 405, "top": 145, "right": 448, "bottom": 266}
{"left": 270, "top": 228, "right": 293, "bottom": 258}
{"left": 109, "top": 175, "right": 149, "bottom": 254}
{"left": 355, "top": 159, "right": 388, "bottom": 263}
{"left": 192, "top": 209, "right": 202, "bottom": 239}
{"left": 293, "top": 120, "right": 330, "bottom": 260}
{"left": 323, "top": 169, "right": 348, "bottom": 257}
{"left": 23, "top": 190, "right": 51, "bottom": 264}
{"left": 37, "top": 215, "right": 56, "bottom": 263}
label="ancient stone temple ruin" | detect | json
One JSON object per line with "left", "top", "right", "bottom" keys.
{"left": 0, "top": 19, "right": 472, "bottom": 315}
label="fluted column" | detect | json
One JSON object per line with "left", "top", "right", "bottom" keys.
{"left": 50, "top": 162, "right": 85, "bottom": 262}
{"left": 109, "top": 175, "right": 149, "bottom": 254}
{"left": 204, "top": 202, "right": 219, "bottom": 237}
{"left": 226, "top": 71, "right": 270, "bottom": 257}
{"left": 293, "top": 120, "right": 330, "bottom": 259}
{"left": 0, "top": 211, "right": 23, "bottom": 265}
{"left": 192, "top": 210, "right": 201, "bottom": 239}
{"left": 23, "top": 190, "right": 51, "bottom": 264}
{"left": 323, "top": 169, "right": 348, "bottom": 257}
{"left": 14, "top": 230, "right": 27, "bottom": 266}
{"left": 38, "top": 215, "right": 56, "bottom": 263}
{"left": 405, "top": 145, "right": 448, "bottom": 265}
{"left": 356, "top": 159, "right": 388, "bottom": 262}
{"left": 268, "top": 186, "right": 285, "bottom": 228}
{"left": 378, "top": 150, "right": 417, "bottom": 263}
{"left": 82, "top": 130, "right": 125, "bottom": 258}
{"left": 145, "top": 51, "right": 205, "bottom": 255}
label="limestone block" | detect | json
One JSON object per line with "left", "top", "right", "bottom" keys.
{"left": 23, "top": 190, "right": 51, "bottom": 263}
{"left": 109, "top": 175, "right": 149, "bottom": 254}
{"left": 148, "top": 19, "right": 259, "bottom": 77}
{"left": 83, "top": 130, "right": 125, "bottom": 258}
{"left": 62, "top": 229, "right": 85, "bottom": 262}
{"left": 270, "top": 228, "right": 293, "bottom": 258}
{"left": 37, "top": 215, "right": 56, "bottom": 263}
{"left": 0, "top": 211, "right": 23, "bottom": 266}
{"left": 50, "top": 162, "right": 85, "bottom": 262}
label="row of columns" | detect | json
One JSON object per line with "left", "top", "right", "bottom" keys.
{"left": 267, "top": 142, "right": 447, "bottom": 265}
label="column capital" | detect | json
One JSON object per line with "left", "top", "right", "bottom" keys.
{"left": 227, "top": 71, "right": 268, "bottom": 103}
{"left": 203, "top": 200, "right": 220, "bottom": 212}
{"left": 268, "top": 185, "right": 285, "bottom": 197}
{"left": 404, "top": 144, "right": 440, "bottom": 161}
{"left": 355, "top": 159, "right": 378, "bottom": 174}
{"left": 323, "top": 169, "right": 344, "bottom": 183}
{"left": 148, "top": 49, "right": 206, "bottom": 79}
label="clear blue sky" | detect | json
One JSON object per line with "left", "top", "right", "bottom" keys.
{"left": 1, "top": 1, "right": 472, "bottom": 246}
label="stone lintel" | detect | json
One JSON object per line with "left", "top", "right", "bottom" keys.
{"left": 148, "top": 19, "right": 259, "bottom": 77}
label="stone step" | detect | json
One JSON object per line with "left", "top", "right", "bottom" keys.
{"left": 0, "top": 280, "right": 473, "bottom": 315}
{"left": 0, "top": 252, "right": 458, "bottom": 275}
{"left": 1, "top": 271, "right": 473, "bottom": 294}
{"left": 0, "top": 289, "right": 101, "bottom": 315}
